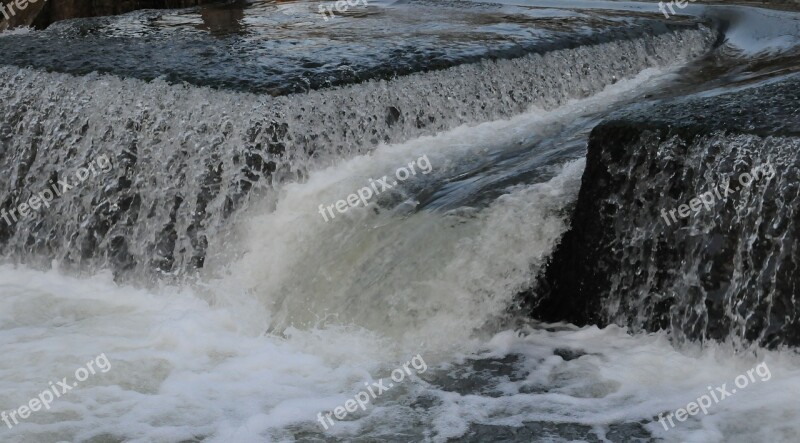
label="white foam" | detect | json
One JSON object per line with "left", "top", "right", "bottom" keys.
{"left": 205, "top": 66, "right": 683, "bottom": 351}
{"left": 0, "top": 66, "right": 682, "bottom": 441}
{"left": 4, "top": 49, "right": 788, "bottom": 443}
{"left": 3, "top": 265, "right": 800, "bottom": 442}
{"left": 427, "top": 325, "right": 800, "bottom": 443}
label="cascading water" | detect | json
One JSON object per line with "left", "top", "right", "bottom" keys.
{"left": 531, "top": 71, "right": 800, "bottom": 349}
{"left": 0, "top": 25, "right": 712, "bottom": 281}
{"left": 2, "top": 1, "right": 800, "bottom": 442}
{"left": 604, "top": 132, "right": 799, "bottom": 347}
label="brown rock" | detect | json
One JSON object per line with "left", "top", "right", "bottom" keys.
{"left": 1, "top": 0, "right": 225, "bottom": 31}
{"left": 0, "top": 0, "right": 47, "bottom": 31}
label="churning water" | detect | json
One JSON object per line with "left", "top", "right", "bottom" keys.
{"left": 1, "top": 1, "right": 800, "bottom": 442}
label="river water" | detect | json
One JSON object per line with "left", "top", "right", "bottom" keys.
{"left": 1, "top": 1, "right": 799, "bottom": 442}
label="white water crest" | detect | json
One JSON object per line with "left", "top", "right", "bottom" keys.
{"left": 0, "top": 67, "right": 715, "bottom": 443}
{"left": 0, "top": 26, "right": 713, "bottom": 279}
{"left": 202, "top": 66, "right": 696, "bottom": 349}
{"left": 3, "top": 265, "right": 800, "bottom": 443}
{"left": 1, "top": 7, "right": 798, "bottom": 440}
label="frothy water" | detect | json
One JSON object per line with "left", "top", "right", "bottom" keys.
{"left": 204, "top": 67, "right": 684, "bottom": 348}
{"left": 4, "top": 63, "right": 800, "bottom": 441}
{"left": 3, "top": 265, "right": 800, "bottom": 443}
{"left": 0, "top": 68, "right": 672, "bottom": 442}
{"left": 0, "top": 153, "right": 585, "bottom": 442}
{"left": 2, "top": 2, "right": 800, "bottom": 442}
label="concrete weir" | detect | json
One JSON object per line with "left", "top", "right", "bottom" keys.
{"left": 529, "top": 74, "right": 800, "bottom": 348}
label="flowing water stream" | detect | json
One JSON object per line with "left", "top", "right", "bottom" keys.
{"left": 1, "top": 1, "right": 799, "bottom": 442}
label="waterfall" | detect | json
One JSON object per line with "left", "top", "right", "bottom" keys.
{"left": 0, "top": 25, "right": 714, "bottom": 281}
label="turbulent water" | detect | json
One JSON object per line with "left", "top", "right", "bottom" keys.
{"left": 1, "top": 1, "right": 800, "bottom": 442}
{"left": 0, "top": 25, "right": 712, "bottom": 279}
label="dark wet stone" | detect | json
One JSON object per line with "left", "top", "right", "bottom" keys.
{"left": 453, "top": 421, "right": 604, "bottom": 443}
{"left": 605, "top": 422, "right": 657, "bottom": 443}
{"left": 426, "top": 354, "right": 528, "bottom": 397}
{"left": 527, "top": 74, "right": 800, "bottom": 348}
{"left": 553, "top": 348, "right": 586, "bottom": 361}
